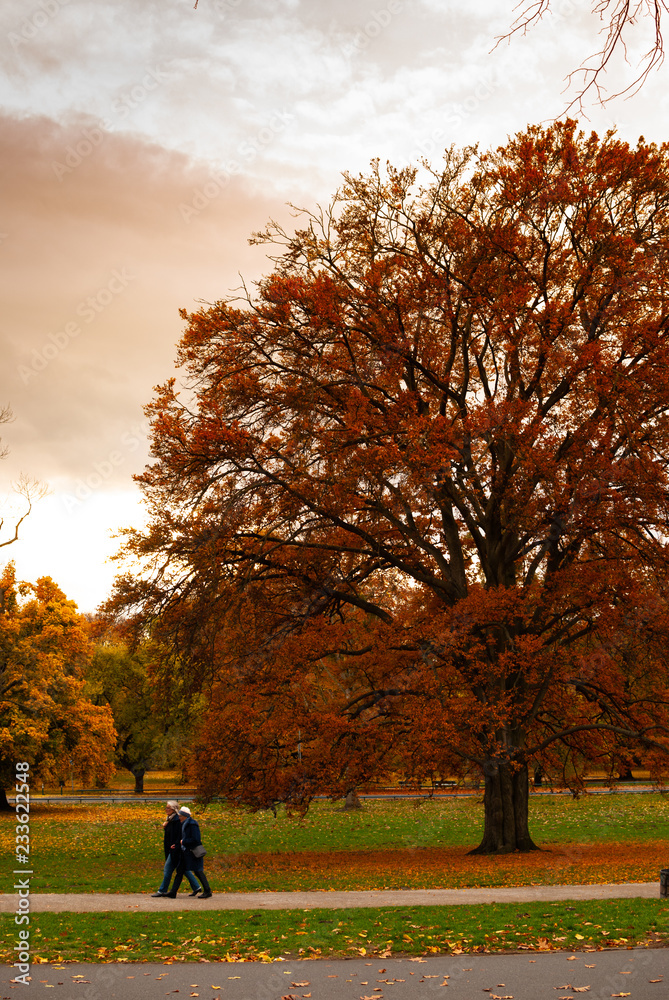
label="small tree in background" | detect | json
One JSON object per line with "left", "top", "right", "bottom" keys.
{"left": 86, "top": 637, "right": 200, "bottom": 793}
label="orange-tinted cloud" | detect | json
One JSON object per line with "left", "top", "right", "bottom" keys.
{"left": 0, "top": 111, "right": 292, "bottom": 486}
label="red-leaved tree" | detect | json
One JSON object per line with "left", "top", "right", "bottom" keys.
{"left": 111, "top": 120, "right": 669, "bottom": 852}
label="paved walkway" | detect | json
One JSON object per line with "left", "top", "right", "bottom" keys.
{"left": 0, "top": 882, "right": 660, "bottom": 912}
{"left": 4, "top": 952, "right": 669, "bottom": 1000}
{"left": 18, "top": 786, "right": 662, "bottom": 804}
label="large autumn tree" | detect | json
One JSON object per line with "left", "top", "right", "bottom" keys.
{"left": 0, "top": 566, "right": 116, "bottom": 808}
{"left": 112, "top": 120, "right": 669, "bottom": 852}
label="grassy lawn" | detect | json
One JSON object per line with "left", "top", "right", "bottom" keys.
{"left": 1, "top": 794, "right": 668, "bottom": 893}
{"left": 1, "top": 899, "right": 668, "bottom": 963}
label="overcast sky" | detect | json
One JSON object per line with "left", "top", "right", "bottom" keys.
{"left": 1, "top": 0, "right": 668, "bottom": 611}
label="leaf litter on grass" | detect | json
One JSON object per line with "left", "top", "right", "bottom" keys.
{"left": 207, "top": 841, "right": 667, "bottom": 891}
{"left": 1, "top": 899, "right": 668, "bottom": 964}
{"left": 1, "top": 797, "right": 668, "bottom": 893}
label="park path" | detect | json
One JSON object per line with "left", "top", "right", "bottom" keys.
{"left": 4, "top": 950, "right": 669, "bottom": 1000}
{"left": 0, "top": 882, "right": 660, "bottom": 912}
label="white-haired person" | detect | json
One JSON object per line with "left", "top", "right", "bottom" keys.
{"left": 165, "top": 806, "right": 212, "bottom": 899}
{"left": 151, "top": 801, "right": 202, "bottom": 897}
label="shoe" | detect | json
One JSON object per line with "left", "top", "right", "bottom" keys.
{"left": 151, "top": 892, "right": 166, "bottom": 897}
{"left": 198, "top": 892, "right": 212, "bottom": 899}
{"left": 165, "top": 892, "right": 177, "bottom": 898}
{"left": 188, "top": 888, "right": 202, "bottom": 897}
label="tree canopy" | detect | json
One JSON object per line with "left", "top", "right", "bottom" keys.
{"left": 86, "top": 634, "right": 201, "bottom": 792}
{"left": 0, "top": 566, "right": 116, "bottom": 806}
{"left": 112, "top": 120, "right": 669, "bottom": 852}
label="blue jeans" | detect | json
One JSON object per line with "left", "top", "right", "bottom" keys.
{"left": 157, "top": 854, "right": 199, "bottom": 893}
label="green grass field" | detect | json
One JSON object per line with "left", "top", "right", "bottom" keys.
{"left": 2, "top": 899, "right": 668, "bottom": 964}
{"left": 2, "top": 795, "right": 668, "bottom": 963}
{"left": 2, "top": 794, "right": 669, "bottom": 893}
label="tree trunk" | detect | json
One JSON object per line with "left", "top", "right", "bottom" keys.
{"left": 469, "top": 761, "right": 539, "bottom": 854}
{"left": 0, "top": 787, "right": 12, "bottom": 812}
{"left": 343, "top": 788, "right": 362, "bottom": 810}
{"left": 132, "top": 767, "right": 146, "bottom": 794}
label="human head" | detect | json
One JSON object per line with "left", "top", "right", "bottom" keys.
{"left": 166, "top": 800, "right": 179, "bottom": 815}
{"left": 178, "top": 806, "right": 191, "bottom": 822}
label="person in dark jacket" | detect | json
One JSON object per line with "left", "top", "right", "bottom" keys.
{"left": 166, "top": 806, "right": 212, "bottom": 899}
{"left": 151, "top": 801, "right": 201, "bottom": 897}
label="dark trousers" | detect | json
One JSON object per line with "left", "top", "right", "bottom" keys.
{"left": 170, "top": 855, "right": 211, "bottom": 895}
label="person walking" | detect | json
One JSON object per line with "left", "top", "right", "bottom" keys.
{"left": 151, "top": 801, "right": 201, "bottom": 897}
{"left": 166, "top": 805, "right": 212, "bottom": 899}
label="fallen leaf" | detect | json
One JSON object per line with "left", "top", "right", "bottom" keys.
{"left": 611, "top": 995, "right": 631, "bottom": 998}
{"left": 649, "top": 979, "right": 664, "bottom": 983}
{"left": 291, "top": 984, "right": 310, "bottom": 989}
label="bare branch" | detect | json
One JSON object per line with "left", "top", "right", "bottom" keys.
{"left": 1, "top": 405, "right": 50, "bottom": 547}
{"left": 0, "top": 404, "right": 13, "bottom": 461}
{"left": 499, "top": 0, "right": 668, "bottom": 111}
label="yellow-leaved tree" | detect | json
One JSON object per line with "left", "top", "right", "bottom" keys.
{"left": 0, "top": 566, "right": 117, "bottom": 809}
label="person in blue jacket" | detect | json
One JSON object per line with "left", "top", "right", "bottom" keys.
{"left": 166, "top": 806, "right": 212, "bottom": 899}
{"left": 151, "top": 800, "right": 201, "bottom": 897}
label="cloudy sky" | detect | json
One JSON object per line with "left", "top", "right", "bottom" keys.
{"left": 1, "top": 0, "right": 668, "bottom": 611}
